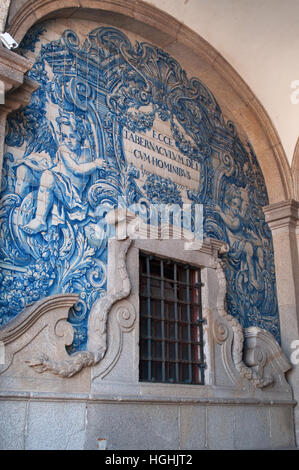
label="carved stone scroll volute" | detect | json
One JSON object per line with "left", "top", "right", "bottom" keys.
{"left": 210, "top": 255, "right": 292, "bottom": 391}
{"left": 24, "top": 237, "right": 133, "bottom": 378}
{"left": 0, "top": 293, "right": 93, "bottom": 392}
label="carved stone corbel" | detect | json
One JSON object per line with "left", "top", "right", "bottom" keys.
{"left": 244, "top": 327, "right": 291, "bottom": 392}
{"left": 211, "top": 257, "right": 291, "bottom": 390}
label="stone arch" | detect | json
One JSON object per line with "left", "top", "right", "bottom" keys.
{"left": 5, "top": 0, "right": 294, "bottom": 204}
{"left": 292, "top": 137, "right": 299, "bottom": 200}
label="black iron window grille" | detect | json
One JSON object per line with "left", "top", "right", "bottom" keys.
{"left": 139, "top": 252, "right": 205, "bottom": 385}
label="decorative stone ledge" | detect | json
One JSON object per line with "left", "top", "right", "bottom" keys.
{"left": 0, "top": 45, "right": 34, "bottom": 92}
{"left": 0, "top": 75, "right": 38, "bottom": 116}
{"left": 263, "top": 199, "right": 299, "bottom": 231}
{"left": 0, "top": 45, "right": 38, "bottom": 120}
{"left": 0, "top": 293, "right": 78, "bottom": 346}
{"left": 0, "top": 47, "right": 38, "bottom": 180}
{"left": 0, "top": 390, "right": 296, "bottom": 407}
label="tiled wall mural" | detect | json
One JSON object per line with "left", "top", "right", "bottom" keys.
{"left": 0, "top": 20, "right": 280, "bottom": 351}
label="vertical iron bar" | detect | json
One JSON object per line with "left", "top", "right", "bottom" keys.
{"left": 197, "top": 269, "right": 205, "bottom": 384}
{"left": 160, "top": 259, "right": 166, "bottom": 382}
{"left": 186, "top": 266, "right": 192, "bottom": 383}
{"left": 193, "top": 269, "right": 200, "bottom": 384}
{"left": 174, "top": 263, "right": 179, "bottom": 383}
{"left": 146, "top": 255, "right": 151, "bottom": 381}
{"left": 140, "top": 253, "right": 204, "bottom": 385}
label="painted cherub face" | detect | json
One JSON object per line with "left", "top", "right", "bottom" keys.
{"left": 230, "top": 196, "right": 242, "bottom": 213}
{"left": 62, "top": 121, "right": 81, "bottom": 153}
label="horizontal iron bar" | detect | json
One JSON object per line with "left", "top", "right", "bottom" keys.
{"left": 139, "top": 314, "right": 206, "bottom": 325}
{"left": 141, "top": 273, "right": 203, "bottom": 287}
{"left": 140, "top": 296, "right": 202, "bottom": 308}
{"left": 140, "top": 358, "right": 206, "bottom": 366}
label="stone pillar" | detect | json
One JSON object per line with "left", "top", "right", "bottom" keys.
{"left": 264, "top": 199, "right": 299, "bottom": 445}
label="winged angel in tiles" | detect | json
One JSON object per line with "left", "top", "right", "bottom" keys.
{"left": 0, "top": 104, "right": 115, "bottom": 333}
{"left": 15, "top": 112, "right": 107, "bottom": 235}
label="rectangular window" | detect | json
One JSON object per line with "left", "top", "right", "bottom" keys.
{"left": 139, "top": 252, "right": 205, "bottom": 385}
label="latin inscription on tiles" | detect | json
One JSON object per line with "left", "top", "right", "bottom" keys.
{"left": 123, "top": 118, "right": 200, "bottom": 190}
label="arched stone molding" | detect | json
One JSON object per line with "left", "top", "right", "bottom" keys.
{"left": 4, "top": 0, "right": 294, "bottom": 204}
{"left": 294, "top": 140, "right": 299, "bottom": 271}
{"left": 292, "top": 137, "right": 299, "bottom": 200}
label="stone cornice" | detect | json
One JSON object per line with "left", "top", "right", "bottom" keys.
{"left": 0, "top": 46, "right": 38, "bottom": 121}
{"left": 292, "top": 137, "right": 299, "bottom": 200}
{"left": 0, "top": 45, "right": 33, "bottom": 90}
{"left": 263, "top": 199, "right": 299, "bottom": 230}
{"left": 0, "top": 390, "right": 296, "bottom": 407}
{"left": 1, "top": 76, "right": 39, "bottom": 114}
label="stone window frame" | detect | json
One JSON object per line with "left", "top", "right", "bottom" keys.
{"left": 134, "top": 238, "right": 219, "bottom": 389}
{"left": 90, "top": 234, "right": 228, "bottom": 397}
{"left": 89, "top": 222, "right": 292, "bottom": 400}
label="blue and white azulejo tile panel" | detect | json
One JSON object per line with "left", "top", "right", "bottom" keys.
{"left": 0, "top": 19, "right": 280, "bottom": 351}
